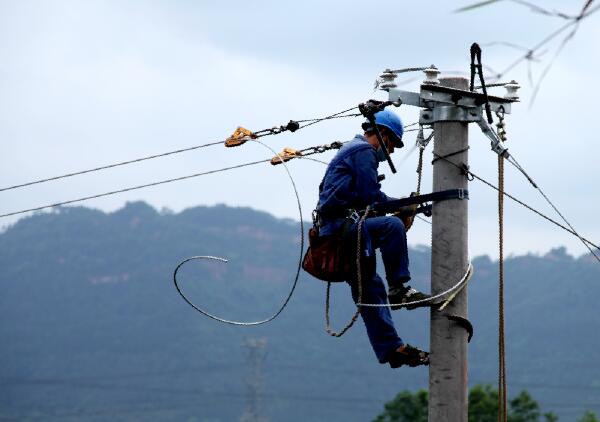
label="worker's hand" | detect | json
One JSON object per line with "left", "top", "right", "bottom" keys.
{"left": 393, "top": 192, "right": 419, "bottom": 231}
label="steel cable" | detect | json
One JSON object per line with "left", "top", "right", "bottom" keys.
{"left": 172, "top": 140, "right": 303, "bottom": 326}
{"left": 0, "top": 140, "right": 224, "bottom": 193}
{"left": 0, "top": 159, "right": 271, "bottom": 218}
{"left": 1, "top": 105, "right": 360, "bottom": 193}
{"left": 505, "top": 154, "right": 600, "bottom": 263}
{"left": 431, "top": 152, "right": 600, "bottom": 259}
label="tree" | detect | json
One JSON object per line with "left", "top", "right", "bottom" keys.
{"left": 374, "top": 384, "right": 557, "bottom": 422}
{"left": 373, "top": 389, "right": 428, "bottom": 422}
{"left": 469, "top": 384, "right": 498, "bottom": 422}
{"left": 508, "top": 390, "right": 540, "bottom": 422}
{"left": 578, "top": 411, "right": 600, "bottom": 422}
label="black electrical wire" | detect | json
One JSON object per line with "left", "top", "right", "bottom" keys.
{"left": 0, "top": 140, "right": 224, "bottom": 193}
{"left": 505, "top": 153, "right": 600, "bottom": 263}
{"left": 432, "top": 152, "right": 600, "bottom": 258}
{"left": 0, "top": 106, "right": 361, "bottom": 193}
{"left": 0, "top": 159, "right": 270, "bottom": 218}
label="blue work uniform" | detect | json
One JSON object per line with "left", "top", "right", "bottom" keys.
{"left": 316, "top": 135, "right": 411, "bottom": 363}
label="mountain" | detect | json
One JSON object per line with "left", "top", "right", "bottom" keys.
{"left": 1, "top": 202, "right": 599, "bottom": 421}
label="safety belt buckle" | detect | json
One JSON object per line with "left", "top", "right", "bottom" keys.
{"left": 348, "top": 210, "right": 360, "bottom": 224}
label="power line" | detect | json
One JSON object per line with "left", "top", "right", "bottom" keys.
{"left": 0, "top": 106, "right": 360, "bottom": 194}
{"left": 431, "top": 151, "right": 600, "bottom": 257}
{"left": 0, "top": 140, "right": 223, "bottom": 193}
{"left": 0, "top": 159, "right": 269, "bottom": 218}
{"left": 505, "top": 153, "right": 600, "bottom": 262}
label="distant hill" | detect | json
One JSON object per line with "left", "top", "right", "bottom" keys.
{"left": 1, "top": 202, "right": 599, "bottom": 421}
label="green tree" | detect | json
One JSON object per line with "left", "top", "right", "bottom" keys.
{"left": 373, "top": 389, "right": 428, "bottom": 422}
{"left": 374, "top": 384, "right": 558, "bottom": 422}
{"left": 578, "top": 411, "right": 600, "bottom": 422}
{"left": 508, "top": 390, "right": 540, "bottom": 422}
{"left": 469, "top": 384, "right": 498, "bottom": 422}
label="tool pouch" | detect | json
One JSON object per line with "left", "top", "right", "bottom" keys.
{"left": 302, "top": 219, "right": 374, "bottom": 282}
{"left": 302, "top": 227, "right": 351, "bottom": 282}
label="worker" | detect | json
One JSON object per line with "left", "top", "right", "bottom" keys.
{"left": 314, "top": 109, "right": 430, "bottom": 368}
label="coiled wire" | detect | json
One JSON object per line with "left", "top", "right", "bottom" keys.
{"left": 172, "top": 140, "right": 304, "bottom": 325}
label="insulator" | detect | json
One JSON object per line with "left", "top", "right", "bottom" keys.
{"left": 378, "top": 69, "right": 397, "bottom": 90}
{"left": 504, "top": 80, "right": 521, "bottom": 100}
{"left": 423, "top": 65, "right": 440, "bottom": 85}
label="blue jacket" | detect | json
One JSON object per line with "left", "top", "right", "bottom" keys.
{"left": 316, "top": 135, "right": 393, "bottom": 236}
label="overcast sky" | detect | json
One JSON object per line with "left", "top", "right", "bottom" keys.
{"left": 1, "top": 0, "right": 598, "bottom": 258}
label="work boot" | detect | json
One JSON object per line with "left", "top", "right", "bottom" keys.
{"left": 388, "top": 344, "right": 430, "bottom": 368}
{"left": 388, "top": 285, "right": 432, "bottom": 310}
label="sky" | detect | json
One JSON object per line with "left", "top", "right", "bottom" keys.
{"left": 0, "top": 0, "right": 598, "bottom": 258}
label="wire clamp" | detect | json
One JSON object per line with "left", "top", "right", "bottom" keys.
{"left": 270, "top": 147, "right": 303, "bottom": 165}
{"left": 225, "top": 126, "right": 256, "bottom": 148}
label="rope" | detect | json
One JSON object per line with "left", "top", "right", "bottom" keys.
{"left": 498, "top": 155, "right": 508, "bottom": 422}
{"left": 325, "top": 206, "right": 370, "bottom": 337}
{"left": 172, "top": 140, "right": 303, "bottom": 325}
{"left": 356, "top": 262, "right": 473, "bottom": 308}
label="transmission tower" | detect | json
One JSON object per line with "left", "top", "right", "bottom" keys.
{"left": 240, "top": 337, "right": 268, "bottom": 422}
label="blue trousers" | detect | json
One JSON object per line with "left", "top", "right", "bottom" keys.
{"left": 347, "top": 216, "right": 411, "bottom": 363}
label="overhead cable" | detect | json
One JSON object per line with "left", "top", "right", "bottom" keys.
{"left": 0, "top": 140, "right": 223, "bottom": 193}
{"left": 1, "top": 105, "right": 360, "bottom": 193}
{"left": 0, "top": 159, "right": 270, "bottom": 218}
{"left": 431, "top": 152, "right": 600, "bottom": 260}
{"left": 505, "top": 153, "right": 600, "bottom": 263}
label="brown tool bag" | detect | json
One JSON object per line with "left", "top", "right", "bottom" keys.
{"left": 302, "top": 226, "right": 353, "bottom": 282}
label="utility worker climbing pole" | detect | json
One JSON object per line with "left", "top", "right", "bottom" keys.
{"left": 312, "top": 108, "right": 431, "bottom": 368}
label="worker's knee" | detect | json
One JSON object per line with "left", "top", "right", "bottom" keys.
{"left": 382, "top": 216, "right": 406, "bottom": 235}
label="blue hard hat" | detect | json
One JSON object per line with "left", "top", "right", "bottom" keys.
{"left": 362, "top": 109, "right": 404, "bottom": 148}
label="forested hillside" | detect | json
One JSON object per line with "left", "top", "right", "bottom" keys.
{"left": 1, "top": 202, "right": 598, "bottom": 421}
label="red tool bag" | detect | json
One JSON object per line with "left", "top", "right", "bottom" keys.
{"left": 302, "top": 217, "right": 364, "bottom": 283}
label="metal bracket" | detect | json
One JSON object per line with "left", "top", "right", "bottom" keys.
{"left": 419, "top": 84, "right": 514, "bottom": 114}
{"left": 389, "top": 85, "right": 515, "bottom": 114}
{"left": 446, "top": 315, "right": 474, "bottom": 342}
{"left": 420, "top": 106, "right": 482, "bottom": 124}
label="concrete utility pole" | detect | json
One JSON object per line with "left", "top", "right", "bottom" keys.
{"left": 382, "top": 65, "right": 517, "bottom": 422}
{"left": 428, "top": 77, "right": 470, "bottom": 422}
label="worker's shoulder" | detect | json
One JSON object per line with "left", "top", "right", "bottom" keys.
{"left": 337, "top": 135, "right": 374, "bottom": 158}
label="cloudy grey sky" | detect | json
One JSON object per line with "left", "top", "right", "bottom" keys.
{"left": 1, "top": 0, "right": 598, "bottom": 258}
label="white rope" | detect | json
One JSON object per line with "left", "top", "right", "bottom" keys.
{"left": 356, "top": 261, "right": 473, "bottom": 308}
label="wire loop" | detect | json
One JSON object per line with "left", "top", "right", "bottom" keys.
{"left": 172, "top": 140, "right": 304, "bottom": 325}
